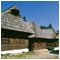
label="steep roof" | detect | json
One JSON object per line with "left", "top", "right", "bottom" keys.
{"left": 27, "top": 22, "right": 57, "bottom": 39}
{"left": 42, "top": 29, "right": 56, "bottom": 39}
{"left": 1, "top": 5, "right": 34, "bottom": 33}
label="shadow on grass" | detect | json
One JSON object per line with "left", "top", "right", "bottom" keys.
{"left": 50, "top": 50, "right": 59, "bottom": 54}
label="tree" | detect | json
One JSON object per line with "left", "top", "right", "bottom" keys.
{"left": 40, "top": 24, "right": 53, "bottom": 29}
{"left": 40, "top": 25, "right": 48, "bottom": 29}
{"left": 47, "top": 24, "right": 52, "bottom": 29}
{"left": 23, "top": 16, "right": 27, "bottom": 22}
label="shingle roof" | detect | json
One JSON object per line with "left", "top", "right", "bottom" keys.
{"left": 42, "top": 29, "right": 56, "bottom": 39}
{"left": 27, "top": 22, "right": 57, "bottom": 39}
{"left": 1, "top": 5, "right": 34, "bottom": 34}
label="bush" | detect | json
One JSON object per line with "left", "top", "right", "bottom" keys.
{"left": 1, "top": 54, "right": 5, "bottom": 56}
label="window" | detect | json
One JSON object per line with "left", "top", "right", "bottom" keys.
{"left": 18, "top": 39, "right": 25, "bottom": 44}
{"left": 22, "top": 39, "right": 24, "bottom": 44}
{"left": 12, "top": 39, "right": 16, "bottom": 44}
{"left": 11, "top": 9, "right": 19, "bottom": 16}
{"left": 11, "top": 38, "right": 19, "bottom": 44}
{"left": 2, "top": 38, "right": 25, "bottom": 44}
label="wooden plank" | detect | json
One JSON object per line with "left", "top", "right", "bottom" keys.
{"left": 34, "top": 42, "right": 46, "bottom": 50}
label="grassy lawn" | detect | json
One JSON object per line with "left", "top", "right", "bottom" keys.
{"left": 1, "top": 51, "right": 59, "bottom": 59}
{"left": 1, "top": 51, "right": 35, "bottom": 59}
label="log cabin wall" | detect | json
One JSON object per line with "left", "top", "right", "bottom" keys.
{"left": 34, "top": 42, "right": 46, "bottom": 50}
{"left": 29, "top": 38, "right": 58, "bottom": 51}
{"left": 46, "top": 42, "right": 56, "bottom": 49}
{"left": 29, "top": 38, "right": 46, "bottom": 51}
{"left": 55, "top": 42, "right": 59, "bottom": 47}
{"left": 46, "top": 39, "right": 59, "bottom": 49}
{"left": 1, "top": 38, "right": 29, "bottom": 51}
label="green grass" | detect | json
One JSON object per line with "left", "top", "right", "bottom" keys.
{"left": 1, "top": 51, "right": 35, "bottom": 59}
{"left": 1, "top": 51, "right": 59, "bottom": 59}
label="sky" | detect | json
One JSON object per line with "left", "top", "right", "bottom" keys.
{"left": 1, "top": 1, "right": 59, "bottom": 30}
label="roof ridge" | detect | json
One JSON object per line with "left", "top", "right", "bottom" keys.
{"left": 1, "top": 4, "right": 18, "bottom": 15}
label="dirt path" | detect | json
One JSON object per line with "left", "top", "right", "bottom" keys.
{"left": 26, "top": 52, "right": 59, "bottom": 59}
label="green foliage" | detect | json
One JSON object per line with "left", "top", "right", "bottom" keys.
{"left": 40, "top": 24, "right": 53, "bottom": 29}
{"left": 1, "top": 54, "right": 5, "bottom": 56}
{"left": 1, "top": 51, "right": 35, "bottom": 59}
{"left": 1, "top": 53, "right": 11, "bottom": 57}
{"left": 25, "top": 51, "right": 34, "bottom": 55}
{"left": 5, "top": 53, "right": 11, "bottom": 56}
{"left": 1, "top": 51, "right": 59, "bottom": 59}
{"left": 23, "top": 16, "right": 27, "bottom": 22}
{"left": 40, "top": 25, "right": 48, "bottom": 29}
{"left": 47, "top": 24, "right": 52, "bottom": 29}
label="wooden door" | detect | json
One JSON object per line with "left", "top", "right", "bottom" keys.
{"left": 34, "top": 42, "right": 46, "bottom": 50}
{"left": 34, "top": 42, "right": 40, "bottom": 50}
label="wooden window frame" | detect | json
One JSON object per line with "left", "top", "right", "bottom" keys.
{"left": 9, "top": 38, "right": 25, "bottom": 44}
{"left": 9, "top": 38, "right": 19, "bottom": 44}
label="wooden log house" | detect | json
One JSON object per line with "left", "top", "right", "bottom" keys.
{"left": 27, "top": 22, "right": 58, "bottom": 51}
{"left": 1, "top": 5, "right": 58, "bottom": 52}
{"left": 1, "top": 5, "right": 34, "bottom": 51}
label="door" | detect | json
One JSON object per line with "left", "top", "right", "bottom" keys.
{"left": 34, "top": 42, "right": 46, "bottom": 50}
{"left": 34, "top": 42, "right": 40, "bottom": 50}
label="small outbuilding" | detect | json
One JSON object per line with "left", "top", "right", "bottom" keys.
{"left": 27, "top": 22, "right": 58, "bottom": 51}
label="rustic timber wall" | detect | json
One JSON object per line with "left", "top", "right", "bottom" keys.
{"left": 29, "top": 38, "right": 58, "bottom": 51}
{"left": 29, "top": 38, "right": 46, "bottom": 51}
{"left": 34, "top": 42, "right": 46, "bottom": 50}
{"left": 1, "top": 38, "right": 29, "bottom": 51}
{"left": 55, "top": 42, "right": 59, "bottom": 47}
